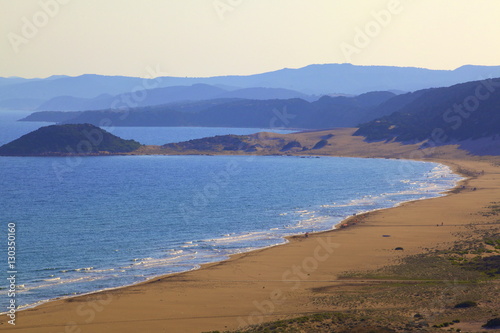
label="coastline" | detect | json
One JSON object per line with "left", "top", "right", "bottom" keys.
{"left": 2, "top": 128, "right": 499, "bottom": 332}
{"left": 5, "top": 158, "right": 460, "bottom": 314}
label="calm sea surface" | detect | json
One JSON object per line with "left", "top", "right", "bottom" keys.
{"left": 0, "top": 111, "right": 462, "bottom": 310}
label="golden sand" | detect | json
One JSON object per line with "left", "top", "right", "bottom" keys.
{"left": 2, "top": 129, "right": 499, "bottom": 333}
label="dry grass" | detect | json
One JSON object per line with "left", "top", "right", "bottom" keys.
{"left": 216, "top": 204, "right": 500, "bottom": 333}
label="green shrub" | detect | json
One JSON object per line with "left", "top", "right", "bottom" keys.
{"left": 454, "top": 300, "right": 478, "bottom": 308}
{"left": 483, "top": 317, "right": 500, "bottom": 328}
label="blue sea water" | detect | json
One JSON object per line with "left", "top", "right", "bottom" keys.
{"left": 0, "top": 111, "right": 463, "bottom": 311}
{"left": 0, "top": 110, "right": 294, "bottom": 146}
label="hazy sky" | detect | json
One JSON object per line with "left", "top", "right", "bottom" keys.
{"left": 1, "top": 0, "right": 500, "bottom": 78}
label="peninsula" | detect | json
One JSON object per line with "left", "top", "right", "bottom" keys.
{"left": 0, "top": 123, "right": 141, "bottom": 156}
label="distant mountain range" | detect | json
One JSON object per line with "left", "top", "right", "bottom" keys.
{"left": 3, "top": 64, "right": 500, "bottom": 110}
{"left": 21, "top": 77, "right": 500, "bottom": 151}
{"left": 34, "top": 84, "right": 315, "bottom": 112}
{"left": 4, "top": 77, "right": 500, "bottom": 156}
{"left": 21, "top": 91, "right": 397, "bottom": 129}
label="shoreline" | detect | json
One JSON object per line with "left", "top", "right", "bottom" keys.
{"left": 3, "top": 128, "right": 499, "bottom": 333}
{"left": 5, "top": 159, "right": 461, "bottom": 315}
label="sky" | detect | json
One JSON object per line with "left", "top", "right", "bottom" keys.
{"left": 1, "top": 0, "right": 500, "bottom": 79}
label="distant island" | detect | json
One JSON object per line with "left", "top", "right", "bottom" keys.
{"left": 0, "top": 124, "right": 141, "bottom": 156}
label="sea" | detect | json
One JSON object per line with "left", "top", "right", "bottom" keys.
{"left": 0, "top": 110, "right": 463, "bottom": 311}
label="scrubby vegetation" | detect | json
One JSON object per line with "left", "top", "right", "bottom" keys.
{"left": 312, "top": 139, "right": 328, "bottom": 150}
{"left": 483, "top": 317, "right": 500, "bottom": 329}
{"left": 454, "top": 301, "right": 477, "bottom": 309}
{"left": 354, "top": 78, "right": 500, "bottom": 142}
{"left": 212, "top": 203, "right": 500, "bottom": 333}
{"left": 162, "top": 135, "right": 251, "bottom": 152}
{"left": 202, "top": 313, "right": 400, "bottom": 333}
{"left": 280, "top": 140, "right": 302, "bottom": 151}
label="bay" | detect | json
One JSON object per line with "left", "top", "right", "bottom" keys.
{"left": 0, "top": 111, "right": 462, "bottom": 310}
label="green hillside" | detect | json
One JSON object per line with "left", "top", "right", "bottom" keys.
{"left": 0, "top": 124, "right": 142, "bottom": 156}
{"left": 355, "top": 78, "right": 500, "bottom": 143}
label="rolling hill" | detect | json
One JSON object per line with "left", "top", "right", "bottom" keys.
{"left": 0, "top": 124, "right": 141, "bottom": 156}
{"left": 354, "top": 78, "right": 500, "bottom": 144}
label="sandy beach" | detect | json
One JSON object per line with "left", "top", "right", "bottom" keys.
{"left": 2, "top": 129, "right": 500, "bottom": 333}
